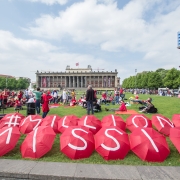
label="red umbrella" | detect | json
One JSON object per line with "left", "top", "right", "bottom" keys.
{"left": 101, "top": 114, "right": 126, "bottom": 131}
{"left": 20, "top": 126, "right": 56, "bottom": 159}
{"left": 58, "top": 115, "right": 79, "bottom": 133}
{"left": 60, "top": 126, "right": 94, "bottom": 160}
{"left": 0, "top": 126, "right": 20, "bottom": 156}
{"left": 78, "top": 115, "right": 101, "bottom": 134}
{"left": 0, "top": 113, "right": 25, "bottom": 129}
{"left": 41, "top": 115, "right": 61, "bottom": 133}
{"left": 172, "top": 114, "right": 180, "bottom": 127}
{"left": 152, "top": 114, "right": 174, "bottom": 136}
{"left": 19, "top": 115, "right": 42, "bottom": 134}
{"left": 130, "top": 128, "right": 170, "bottom": 162}
{"left": 126, "top": 114, "right": 152, "bottom": 132}
{"left": 95, "top": 126, "right": 130, "bottom": 160}
{"left": 169, "top": 127, "right": 180, "bottom": 153}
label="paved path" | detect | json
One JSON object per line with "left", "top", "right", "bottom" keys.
{"left": 0, "top": 159, "right": 180, "bottom": 180}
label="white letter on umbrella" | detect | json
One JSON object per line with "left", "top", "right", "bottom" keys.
{"left": 156, "top": 116, "right": 174, "bottom": 128}
{"left": 0, "top": 127, "right": 13, "bottom": 144}
{"left": 132, "top": 115, "right": 148, "bottom": 128}
{"left": 68, "top": 128, "right": 88, "bottom": 150}
{"left": 141, "top": 129, "right": 159, "bottom": 152}
{"left": 101, "top": 128, "right": 123, "bottom": 151}
{"left": 84, "top": 116, "right": 96, "bottom": 129}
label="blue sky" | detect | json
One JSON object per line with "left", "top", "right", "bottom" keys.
{"left": 0, "top": 0, "right": 180, "bottom": 83}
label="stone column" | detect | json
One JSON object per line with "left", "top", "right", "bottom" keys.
{"left": 98, "top": 76, "right": 99, "bottom": 88}
{"left": 81, "top": 76, "right": 83, "bottom": 88}
{"left": 102, "top": 76, "right": 103, "bottom": 88}
{"left": 65, "top": 76, "right": 66, "bottom": 88}
{"left": 89, "top": 76, "right": 91, "bottom": 85}
{"left": 115, "top": 75, "right": 117, "bottom": 87}
{"left": 77, "top": 76, "right": 79, "bottom": 88}
{"left": 94, "top": 76, "right": 96, "bottom": 87}
{"left": 69, "top": 76, "right": 71, "bottom": 88}
{"left": 73, "top": 76, "right": 75, "bottom": 88}
{"left": 85, "top": 76, "right": 87, "bottom": 88}
{"left": 61, "top": 76, "right": 62, "bottom": 87}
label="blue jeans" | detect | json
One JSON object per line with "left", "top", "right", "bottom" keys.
{"left": 87, "top": 101, "right": 94, "bottom": 115}
{"left": 115, "top": 96, "right": 119, "bottom": 104}
{"left": 42, "top": 111, "right": 49, "bottom": 118}
{"left": 35, "top": 99, "right": 41, "bottom": 114}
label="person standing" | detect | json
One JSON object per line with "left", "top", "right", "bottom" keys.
{"left": 114, "top": 88, "right": 119, "bottom": 104}
{"left": 33, "top": 87, "right": 42, "bottom": 115}
{"left": 53, "top": 90, "right": 58, "bottom": 104}
{"left": 41, "top": 90, "right": 53, "bottom": 118}
{"left": 86, "top": 85, "right": 95, "bottom": 115}
{"left": 62, "top": 89, "right": 67, "bottom": 105}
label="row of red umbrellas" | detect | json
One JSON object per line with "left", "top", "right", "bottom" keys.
{"left": 0, "top": 113, "right": 180, "bottom": 162}
{"left": 0, "top": 125, "right": 172, "bottom": 162}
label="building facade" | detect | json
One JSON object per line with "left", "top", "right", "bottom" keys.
{"left": 178, "top": 31, "right": 180, "bottom": 49}
{"left": 36, "top": 65, "right": 120, "bottom": 90}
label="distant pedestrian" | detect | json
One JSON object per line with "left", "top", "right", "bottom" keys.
{"left": 33, "top": 87, "right": 42, "bottom": 115}
{"left": 86, "top": 85, "right": 95, "bottom": 115}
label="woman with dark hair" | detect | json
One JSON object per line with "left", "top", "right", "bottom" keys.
{"left": 140, "top": 97, "right": 157, "bottom": 113}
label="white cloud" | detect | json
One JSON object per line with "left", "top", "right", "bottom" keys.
{"left": 26, "top": 0, "right": 68, "bottom": 5}
{"left": 0, "top": 30, "right": 115, "bottom": 81}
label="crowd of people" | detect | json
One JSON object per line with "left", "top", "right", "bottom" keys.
{"left": 0, "top": 86, "right": 159, "bottom": 118}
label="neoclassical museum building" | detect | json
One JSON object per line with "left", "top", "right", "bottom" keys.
{"left": 36, "top": 65, "right": 120, "bottom": 90}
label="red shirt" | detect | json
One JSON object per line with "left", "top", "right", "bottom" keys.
{"left": 120, "top": 89, "right": 124, "bottom": 94}
{"left": 2, "top": 91, "right": 8, "bottom": 99}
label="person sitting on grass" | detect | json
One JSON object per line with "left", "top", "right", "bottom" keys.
{"left": 14, "top": 97, "right": 23, "bottom": 111}
{"left": 105, "top": 100, "right": 127, "bottom": 111}
{"left": 139, "top": 97, "right": 157, "bottom": 113}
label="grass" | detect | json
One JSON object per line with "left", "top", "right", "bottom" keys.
{"left": 1, "top": 92, "right": 180, "bottom": 166}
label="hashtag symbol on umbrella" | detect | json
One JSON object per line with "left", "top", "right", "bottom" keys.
{"left": 5, "top": 115, "right": 21, "bottom": 127}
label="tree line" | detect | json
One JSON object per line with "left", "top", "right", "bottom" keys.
{"left": 0, "top": 77, "right": 30, "bottom": 90}
{"left": 122, "top": 68, "right": 180, "bottom": 89}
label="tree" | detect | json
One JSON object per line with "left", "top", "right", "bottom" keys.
{"left": 163, "top": 68, "right": 180, "bottom": 89}
{"left": 148, "top": 72, "right": 163, "bottom": 89}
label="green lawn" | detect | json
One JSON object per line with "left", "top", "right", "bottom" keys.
{"left": 1, "top": 92, "right": 180, "bottom": 166}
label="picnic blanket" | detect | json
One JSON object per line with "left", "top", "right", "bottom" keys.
{"left": 49, "top": 104, "right": 61, "bottom": 108}
{"left": 115, "top": 110, "right": 139, "bottom": 115}
{"left": 63, "top": 106, "right": 76, "bottom": 108}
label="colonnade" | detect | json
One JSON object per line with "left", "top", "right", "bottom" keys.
{"left": 37, "top": 75, "right": 116, "bottom": 89}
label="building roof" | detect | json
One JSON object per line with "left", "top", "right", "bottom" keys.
{"left": 0, "top": 74, "right": 14, "bottom": 78}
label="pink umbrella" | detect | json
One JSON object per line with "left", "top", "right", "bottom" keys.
{"left": 130, "top": 128, "right": 170, "bottom": 162}
{"left": 126, "top": 114, "right": 152, "bottom": 132}
{"left": 41, "top": 115, "right": 61, "bottom": 133}
{"left": 19, "top": 115, "right": 42, "bottom": 134}
{"left": 78, "top": 115, "right": 101, "bottom": 135}
{"left": 58, "top": 115, "right": 79, "bottom": 133}
{"left": 20, "top": 126, "right": 56, "bottom": 159}
{"left": 101, "top": 114, "right": 126, "bottom": 131}
{"left": 0, "top": 113, "right": 25, "bottom": 129}
{"left": 95, "top": 126, "right": 130, "bottom": 160}
{"left": 172, "top": 114, "right": 180, "bottom": 127}
{"left": 0, "top": 126, "right": 20, "bottom": 156}
{"left": 169, "top": 127, "right": 180, "bottom": 153}
{"left": 60, "top": 126, "right": 94, "bottom": 160}
{"left": 152, "top": 114, "right": 174, "bottom": 136}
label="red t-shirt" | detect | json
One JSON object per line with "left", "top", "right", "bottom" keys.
{"left": 2, "top": 91, "right": 8, "bottom": 99}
